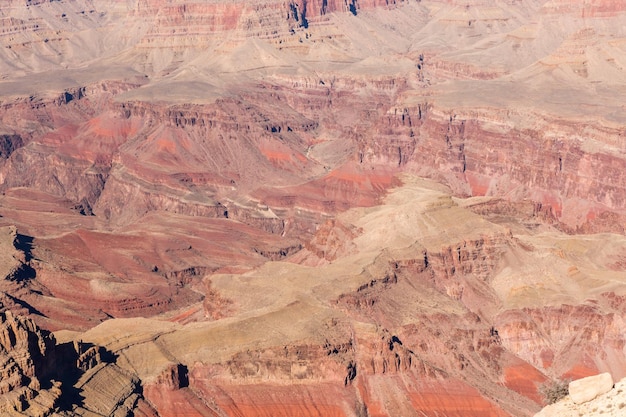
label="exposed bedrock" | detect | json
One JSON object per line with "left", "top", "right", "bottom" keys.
{"left": 0, "top": 77, "right": 623, "bottom": 235}
{"left": 0, "top": 146, "right": 108, "bottom": 209}
{"left": 349, "top": 103, "right": 625, "bottom": 233}
{"left": 0, "top": 0, "right": 388, "bottom": 71}
{"left": 134, "top": 0, "right": 413, "bottom": 45}
{"left": 0, "top": 308, "right": 159, "bottom": 417}
{"left": 327, "top": 237, "right": 534, "bottom": 415}
{"left": 0, "top": 78, "right": 623, "bottom": 332}
{"left": 0, "top": 134, "right": 24, "bottom": 160}
{"left": 326, "top": 222, "right": 626, "bottom": 415}
{"left": 496, "top": 302, "right": 626, "bottom": 380}
{"left": 0, "top": 1, "right": 624, "bottom": 415}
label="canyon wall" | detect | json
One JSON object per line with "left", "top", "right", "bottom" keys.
{"left": 0, "top": 0, "right": 624, "bottom": 416}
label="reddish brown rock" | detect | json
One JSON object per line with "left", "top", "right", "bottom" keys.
{"left": 0, "top": 310, "right": 59, "bottom": 415}
{"left": 190, "top": 382, "right": 359, "bottom": 417}
{"left": 504, "top": 362, "right": 547, "bottom": 404}
{"left": 496, "top": 304, "right": 626, "bottom": 381}
{"left": 0, "top": 0, "right": 625, "bottom": 416}
{"left": 143, "top": 384, "right": 208, "bottom": 417}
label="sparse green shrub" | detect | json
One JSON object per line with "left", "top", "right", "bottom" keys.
{"left": 540, "top": 378, "right": 570, "bottom": 405}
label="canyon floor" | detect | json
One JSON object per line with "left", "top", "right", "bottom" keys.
{"left": 0, "top": 0, "right": 625, "bottom": 416}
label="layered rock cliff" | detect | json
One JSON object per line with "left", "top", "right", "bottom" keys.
{"left": 0, "top": 308, "right": 160, "bottom": 416}
{"left": 0, "top": 0, "right": 624, "bottom": 416}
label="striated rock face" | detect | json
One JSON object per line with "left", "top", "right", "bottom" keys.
{"left": 0, "top": 309, "right": 59, "bottom": 415}
{"left": 1, "top": 226, "right": 36, "bottom": 284}
{"left": 0, "top": 0, "right": 624, "bottom": 416}
{"left": 0, "top": 310, "right": 52, "bottom": 388}
{"left": 12, "top": 176, "right": 619, "bottom": 417}
{"left": 0, "top": 308, "right": 158, "bottom": 417}
{"left": 151, "top": 363, "right": 188, "bottom": 390}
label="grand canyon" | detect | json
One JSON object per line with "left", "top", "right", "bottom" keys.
{"left": 0, "top": 0, "right": 625, "bottom": 415}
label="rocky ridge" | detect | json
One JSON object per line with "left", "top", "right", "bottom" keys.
{"left": 535, "top": 375, "right": 626, "bottom": 417}
{"left": 0, "top": 0, "right": 624, "bottom": 416}
{"left": 0, "top": 309, "right": 60, "bottom": 416}
{"left": 0, "top": 307, "right": 159, "bottom": 417}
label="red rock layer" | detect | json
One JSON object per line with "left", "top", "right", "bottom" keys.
{"left": 143, "top": 384, "right": 212, "bottom": 417}
{"left": 2, "top": 75, "right": 624, "bottom": 238}
{"left": 503, "top": 362, "right": 547, "bottom": 404}
{"left": 407, "top": 380, "right": 509, "bottom": 417}
{"left": 379, "top": 105, "right": 626, "bottom": 232}
{"left": 496, "top": 303, "right": 626, "bottom": 381}
{"left": 255, "top": 161, "right": 400, "bottom": 215}
{"left": 0, "top": 1, "right": 624, "bottom": 415}
{"left": 184, "top": 382, "right": 358, "bottom": 417}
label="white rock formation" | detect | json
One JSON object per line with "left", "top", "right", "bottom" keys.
{"left": 535, "top": 376, "right": 626, "bottom": 417}
{"left": 569, "top": 373, "right": 614, "bottom": 405}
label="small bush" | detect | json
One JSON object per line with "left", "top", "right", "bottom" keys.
{"left": 540, "top": 378, "right": 570, "bottom": 404}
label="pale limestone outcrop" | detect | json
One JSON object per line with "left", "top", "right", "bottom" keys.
{"left": 569, "top": 373, "right": 614, "bottom": 405}
{"left": 535, "top": 377, "right": 626, "bottom": 417}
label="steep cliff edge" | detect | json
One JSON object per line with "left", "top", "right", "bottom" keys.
{"left": 0, "top": 309, "right": 59, "bottom": 415}
{"left": 0, "top": 308, "right": 160, "bottom": 416}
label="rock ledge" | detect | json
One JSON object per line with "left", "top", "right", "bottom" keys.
{"left": 535, "top": 375, "right": 626, "bottom": 417}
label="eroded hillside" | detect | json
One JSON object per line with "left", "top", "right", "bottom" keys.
{"left": 0, "top": 0, "right": 624, "bottom": 416}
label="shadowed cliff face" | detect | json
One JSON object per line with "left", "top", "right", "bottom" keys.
{"left": 0, "top": 308, "right": 159, "bottom": 416}
{"left": 0, "top": 0, "right": 625, "bottom": 416}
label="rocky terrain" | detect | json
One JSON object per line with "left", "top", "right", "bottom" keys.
{"left": 0, "top": 0, "right": 624, "bottom": 416}
{"left": 535, "top": 374, "right": 626, "bottom": 417}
